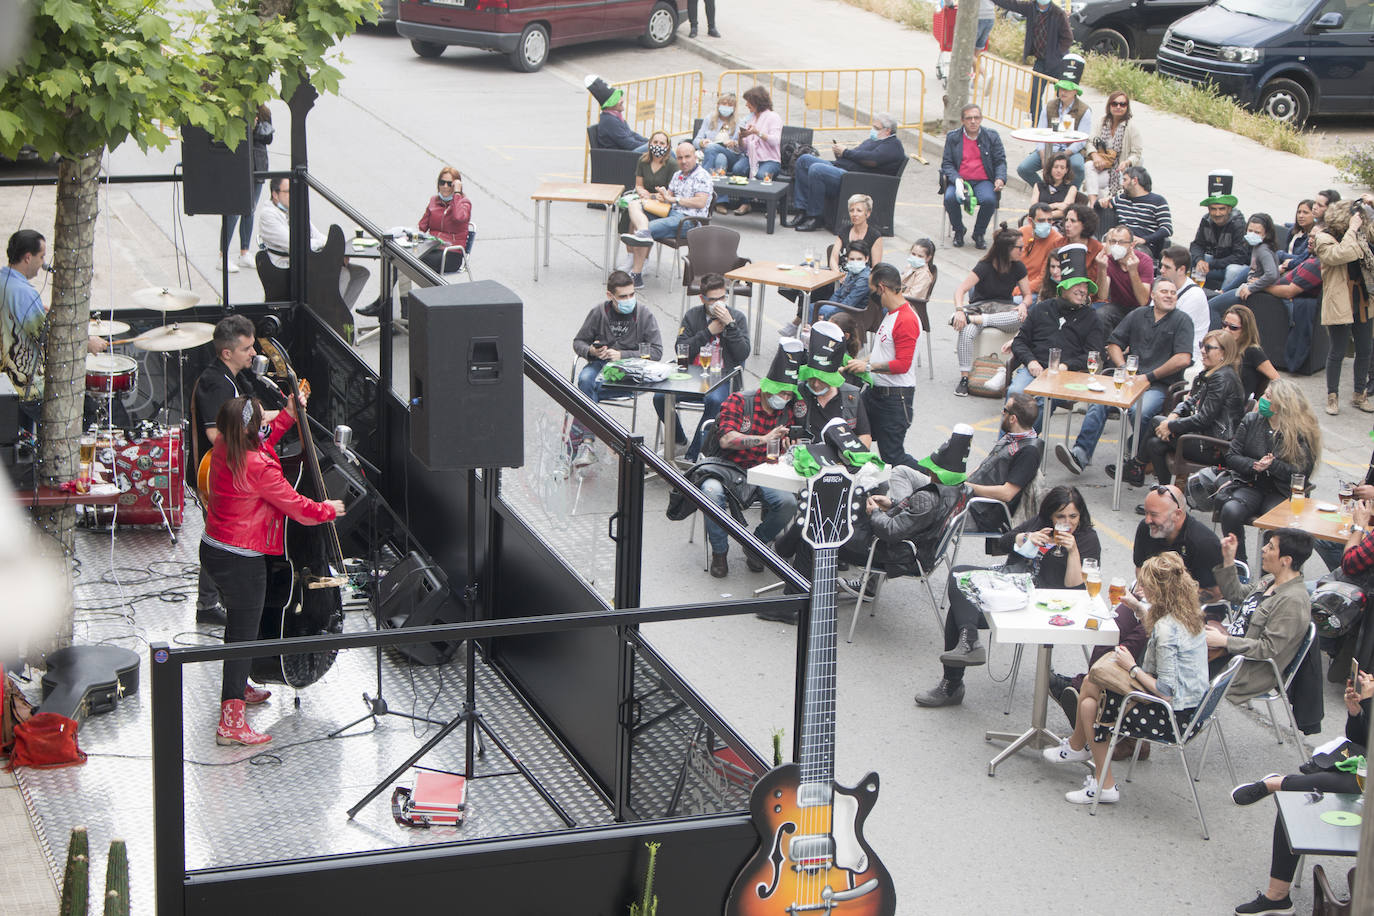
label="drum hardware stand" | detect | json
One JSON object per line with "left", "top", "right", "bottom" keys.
{"left": 346, "top": 470, "right": 574, "bottom": 828}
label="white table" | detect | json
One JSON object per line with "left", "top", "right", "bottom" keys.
{"left": 746, "top": 459, "right": 889, "bottom": 494}
{"left": 1009, "top": 127, "right": 1091, "bottom": 146}
{"left": 984, "top": 587, "right": 1120, "bottom": 776}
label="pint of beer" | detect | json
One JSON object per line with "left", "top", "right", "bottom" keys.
{"left": 79, "top": 435, "right": 96, "bottom": 465}
{"left": 1084, "top": 570, "right": 1102, "bottom": 599}
{"left": 1290, "top": 473, "right": 1306, "bottom": 514}
{"left": 1108, "top": 576, "right": 1127, "bottom": 606}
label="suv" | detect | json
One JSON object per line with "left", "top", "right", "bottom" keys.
{"left": 1156, "top": 0, "right": 1374, "bottom": 124}
{"left": 1070, "top": 0, "right": 1208, "bottom": 61}
{"left": 396, "top": 0, "right": 684, "bottom": 72}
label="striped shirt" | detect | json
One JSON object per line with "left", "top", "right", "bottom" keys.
{"left": 1110, "top": 191, "right": 1173, "bottom": 252}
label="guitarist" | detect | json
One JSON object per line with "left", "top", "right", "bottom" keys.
{"left": 202, "top": 396, "right": 343, "bottom": 746}
{"left": 191, "top": 316, "right": 281, "bottom": 626}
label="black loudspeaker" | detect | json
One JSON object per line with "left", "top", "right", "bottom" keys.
{"left": 180, "top": 124, "right": 253, "bottom": 217}
{"left": 409, "top": 281, "right": 524, "bottom": 470}
{"left": 321, "top": 459, "right": 375, "bottom": 551}
{"left": 0, "top": 374, "right": 18, "bottom": 447}
{"left": 377, "top": 552, "right": 466, "bottom": 666}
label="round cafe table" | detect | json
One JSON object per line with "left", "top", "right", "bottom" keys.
{"left": 1009, "top": 127, "right": 1090, "bottom": 146}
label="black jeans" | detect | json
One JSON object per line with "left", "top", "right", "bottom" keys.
{"left": 687, "top": 0, "right": 716, "bottom": 27}
{"left": 1218, "top": 484, "right": 1283, "bottom": 562}
{"left": 1326, "top": 316, "right": 1373, "bottom": 396}
{"left": 200, "top": 541, "right": 268, "bottom": 703}
{"left": 1268, "top": 771, "right": 1359, "bottom": 882}
{"left": 942, "top": 565, "right": 991, "bottom": 684}
{"left": 862, "top": 386, "right": 918, "bottom": 469}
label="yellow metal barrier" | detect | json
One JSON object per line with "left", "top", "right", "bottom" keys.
{"left": 583, "top": 70, "right": 704, "bottom": 180}
{"left": 716, "top": 68, "right": 927, "bottom": 163}
{"left": 969, "top": 53, "right": 1047, "bottom": 131}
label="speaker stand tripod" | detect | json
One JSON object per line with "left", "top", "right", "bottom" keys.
{"left": 345, "top": 470, "right": 573, "bottom": 828}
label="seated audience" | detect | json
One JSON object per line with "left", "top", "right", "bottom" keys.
{"left": 1093, "top": 223, "right": 1154, "bottom": 335}
{"left": 1018, "top": 202, "right": 1065, "bottom": 294}
{"left": 588, "top": 75, "right": 647, "bottom": 152}
{"left": 782, "top": 194, "right": 885, "bottom": 329}
{"left": 1313, "top": 187, "right": 1341, "bottom": 228}
{"left": 655, "top": 273, "right": 748, "bottom": 460}
{"left": 900, "top": 237, "right": 936, "bottom": 301}
{"left": 719, "top": 87, "right": 782, "bottom": 215}
{"left": 1216, "top": 379, "right": 1320, "bottom": 563}
{"left": 1015, "top": 75, "right": 1091, "bottom": 188}
{"left": 256, "top": 177, "right": 369, "bottom": 313}
{"left": 1157, "top": 245, "right": 1209, "bottom": 362}
{"left": 1035, "top": 152, "right": 1078, "bottom": 222}
{"left": 1061, "top": 203, "right": 1104, "bottom": 292}
{"left": 1106, "top": 166, "right": 1172, "bottom": 260}
{"left": 964, "top": 392, "right": 1044, "bottom": 531}
{"left": 1083, "top": 91, "right": 1142, "bottom": 208}
{"left": 1056, "top": 277, "right": 1191, "bottom": 475}
{"left": 1276, "top": 198, "right": 1315, "bottom": 270}
{"left": 1220, "top": 304, "right": 1278, "bottom": 398}
{"left": 951, "top": 227, "right": 1032, "bottom": 396}
{"left": 1043, "top": 552, "right": 1209, "bottom": 807}
{"left": 1227, "top": 673, "right": 1371, "bottom": 916}
{"left": 940, "top": 105, "right": 1006, "bottom": 249}
{"left": 1189, "top": 178, "right": 1249, "bottom": 291}
{"left": 695, "top": 92, "right": 744, "bottom": 174}
{"left": 620, "top": 131, "right": 675, "bottom": 239}
{"left": 817, "top": 239, "right": 873, "bottom": 320}
{"left": 1129, "top": 329, "right": 1244, "bottom": 488}
{"left": 1206, "top": 212, "right": 1280, "bottom": 326}
{"left": 359, "top": 166, "right": 471, "bottom": 317}
{"left": 915, "top": 486, "right": 1099, "bottom": 708}
{"left": 790, "top": 113, "right": 905, "bottom": 232}
{"left": 1207, "top": 528, "right": 1312, "bottom": 701}
{"left": 620, "top": 142, "right": 714, "bottom": 288}
{"left": 794, "top": 321, "right": 872, "bottom": 447}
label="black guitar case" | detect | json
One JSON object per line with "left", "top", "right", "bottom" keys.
{"left": 38, "top": 646, "right": 141, "bottom": 722}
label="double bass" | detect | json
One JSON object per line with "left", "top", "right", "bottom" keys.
{"left": 251, "top": 338, "right": 346, "bottom": 688}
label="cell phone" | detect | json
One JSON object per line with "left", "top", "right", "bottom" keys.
{"left": 789, "top": 426, "right": 806, "bottom": 441}
{"left": 592, "top": 339, "right": 603, "bottom": 350}
{"left": 1352, "top": 659, "right": 1361, "bottom": 684}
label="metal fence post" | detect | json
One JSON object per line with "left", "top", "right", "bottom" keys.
{"left": 150, "top": 642, "right": 186, "bottom": 916}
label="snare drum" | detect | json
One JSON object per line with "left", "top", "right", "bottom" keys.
{"left": 85, "top": 353, "right": 138, "bottom": 393}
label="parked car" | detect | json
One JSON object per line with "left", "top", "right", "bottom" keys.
{"left": 1070, "top": 0, "right": 1208, "bottom": 60}
{"left": 1156, "top": 0, "right": 1374, "bottom": 124}
{"left": 396, "top": 0, "right": 685, "bottom": 72}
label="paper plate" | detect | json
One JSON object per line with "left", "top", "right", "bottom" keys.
{"left": 1315, "top": 502, "right": 1339, "bottom": 512}
{"left": 1087, "top": 382, "right": 1106, "bottom": 392}
{"left": 668, "top": 372, "right": 690, "bottom": 380}
{"left": 1320, "top": 810, "right": 1361, "bottom": 827}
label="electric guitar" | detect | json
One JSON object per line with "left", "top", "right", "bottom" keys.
{"left": 725, "top": 467, "right": 896, "bottom": 916}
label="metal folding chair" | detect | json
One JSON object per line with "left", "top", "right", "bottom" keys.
{"left": 1095, "top": 655, "right": 1244, "bottom": 839}
{"left": 946, "top": 496, "right": 1014, "bottom": 570}
{"left": 1236, "top": 621, "right": 1317, "bottom": 770}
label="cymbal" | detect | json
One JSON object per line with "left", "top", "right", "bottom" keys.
{"left": 88, "top": 319, "right": 130, "bottom": 337}
{"left": 132, "top": 322, "right": 216, "bottom": 352}
{"left": 130, "top": 287, "right": 198, "bottom": 311}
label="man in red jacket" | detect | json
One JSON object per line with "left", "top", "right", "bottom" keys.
{"left": 844, "top": 263, "right": 921, "bottom": 468}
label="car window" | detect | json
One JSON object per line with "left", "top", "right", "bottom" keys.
{"left": 1215, "top": 0, "right": 1311, "bottom": 23}
{"left": 1317, "top": 0, "right": 1374, "bottom": 29}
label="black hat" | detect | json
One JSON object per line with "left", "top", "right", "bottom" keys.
{"left": 1054, "top": 54, "right": 1085, "bottom": 94}
{"left": 917, "top": 423, "right": 973, "bottom": 485}
{"left": 584, "top": 75, "right": 623, "bottom": 110}
{"left": 1057, "top": 242, "right": 1098, "bottom": 295}
{"left": 798, "top": 320, "right": 846, "bottom": 389}
{"left": 761, "top": 338, "right": 804, "bottom": 396}
{"left": 1200, "top": 169, "right": 1237, "bottom": 208}
{"left": 821, "top": 416, "right": 866, "bottom": 458}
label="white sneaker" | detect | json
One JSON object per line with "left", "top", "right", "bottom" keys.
{"left": 572, "top": 442, "right": 598, "bottom": 468}
{"left": 1065, "top": 774, "right": 1119, "bottom": 805}
{"left": 215, "top": 257, "right": 239, "bottom": 273}
{"left": 981, "top": 366, "right": 1006, "bottom": 390}
{"left": 1042, "top": 738, "right": 1091, "bottom": 764}
{"left": 237, "top": 253, "right": 255, "bottom": 268}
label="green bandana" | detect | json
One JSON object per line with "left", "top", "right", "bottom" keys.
{"left": 1057, "top": 276, "right": 1098, "bottom": 295}
{"left": 759, "top": 376, "right": 799, "bottom": 397}
{"left": 841, "top": 352, "right": 873, "bottom": 387}
{"left": 1335, "top": 755, "right": 1366, "bottom": 774}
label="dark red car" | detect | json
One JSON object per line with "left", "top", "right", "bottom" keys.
{"left": 396, "top": 0, "right": 685, "bottom": 72}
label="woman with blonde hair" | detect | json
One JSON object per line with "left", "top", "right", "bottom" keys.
{"left": 695, "top": 92, "right": 742, "bottom": 174}
{"left": 1220, "top": 304, "right": 1279, "bottom": 399}
{"left": 1214, "top": 378, "right": 1321, "bottom": 563}
{"left": 1129, "top": 329, "right": 1245, "bottom": 487}
{"left": 1044, "top": 551, "right": 1209, "bottom": 806}
{"left": 780, "top": 192, "right": 887, "bottom": 331}
{"left": 1084, "top": 91, "right": 1143, "bottom": 208}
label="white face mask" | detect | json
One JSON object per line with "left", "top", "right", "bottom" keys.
{"left": 765, "top": 393, "right": 790, "bottom": 411}
{"left": 1033, "top": 221, "right": 1052, "bottom": 238}
{"left": 1244, "top": 231, "right": 1262, "bottom": 246}
{"left": 1109, "top": 244, "right": 1128, "bottom": 260}
{"left": 908, "top": 255, "right": 926, "bottom": 270}
{"left": 846, "top": 259, "right": 866, "bottom": 274}
{"left": 718, "top": 106, "right": 734, "bottom": 118}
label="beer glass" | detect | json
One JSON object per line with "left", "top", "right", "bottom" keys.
{"left": 1290, "top": 473, "right": 1306, "bottom": 514}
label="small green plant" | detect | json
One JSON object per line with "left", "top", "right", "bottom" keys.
{"left": 104, "top": 838, "right": 129, "bottom": 916}
{"left": 629, "top": 841, "right": 660, "bottom": 916}
{"left": 59, "top": 827, "right": 89, "bottom": 916}
{"left": 771, "top": 728, "right": 785, "bottom": 767}
{"left": 1335, "top": 142, "right": 1374, "bottom": 192}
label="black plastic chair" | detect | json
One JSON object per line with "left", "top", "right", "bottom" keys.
{"left": 826, "top": 156, "right": 908, "bottom": 236}
{"left": 586, "top": 125, "right": 640, "bottom": 193}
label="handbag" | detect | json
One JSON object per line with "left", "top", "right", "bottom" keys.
{"left": 6, "top": 712, "right": 85, "bottom": 769}
{"left": 968, "top": 353, "right": 1006, "bottom": 398}
{"left": 642, "top": 199, "right": 671, "bottom": 219}
{"left": 1185, "top": 465, "right": 1240, "bottom": 511}
{"left": 1087, "top": 652, "right": 1148, "bottom": 696}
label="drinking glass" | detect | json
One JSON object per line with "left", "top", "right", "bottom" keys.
{"left": 697, "top": 342, "right": 714, "bottom": 371}
{"left": 1083, "top": 559, "right": 1102, "bottom": 599}
{"left": 803, "top": 246, "right": 816, "bottom": 269}
{"left": 1290, "top": 473, "right": 1307, "bottom": 514}
{"left": 79, "top": 434, "right": 96, "bottom": 465}
{"left": 675, "top": 342, "right": 690, "bottom": 373}
{"left": 1052, "top": 520, "right": 1071, "bottom": 556}
{"left": 1086, "top": 350, "right": 1100, "bottom": 376}
{"left": 1124, "top": 355, "right": 1139, "bottom": 380}
{"left": 1340, "top": 498, "right": 1355, "bottom": 536}
{"left": 1108, "top": 576, "right": 1127, "bottom": 606}
{"left": 1112, "top": 367, "right": 1126, "bottom": 391}
{"left": 1047, "top": 348, "right": 1062, "bottom": 375}
{"left": 765, "top": 436, "right": 781, "bottom": 464}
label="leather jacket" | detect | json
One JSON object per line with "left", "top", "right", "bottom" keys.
{"left": 203, "top": 412, "right": 337, "bottom": 554}
{"left": 1164, "top": 365, "right": 1244, "bottom": 441}
{"left": 1225, "top": 411, "right": 1315, "bottom": 496}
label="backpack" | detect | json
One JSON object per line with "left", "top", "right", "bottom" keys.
{"left": 779, "top": 142, "right": 817, "bottom": 180}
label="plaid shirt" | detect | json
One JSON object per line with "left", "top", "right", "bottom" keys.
{"left": 1280, "top": 255, "right": 1322, "bottom": 294}
{"left": 717, "top": 390, "right": 789, "bottom": 468}
{"left": 1343, "top": 530, "right": 1374, "bottom": 577}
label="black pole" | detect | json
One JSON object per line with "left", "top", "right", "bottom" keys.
{"left": 150, "top": 643, "right": 186, "bottom": 916}
{"left": 612, "top": 439, "right": 645, "bottom": 822}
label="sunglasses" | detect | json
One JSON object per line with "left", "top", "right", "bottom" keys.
{"left": 1109, "top": 101, "right": 1128, "bottom": 107}
{"left": 1150, "top": 485, "right": 1182, "bottom": 508}
{"left": 1222, "top": 322, "right": 1242, "bottom": 331}
{"left": 1201, "top": 343, "right": 1224, "bottom": 352}
{"left": 438, "top": 180, "right": 455, "bottom": 187}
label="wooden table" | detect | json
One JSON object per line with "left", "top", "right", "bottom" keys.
{"left": 530, "top": 182, "right": 624, "bottom": 283}
{"left": 1253, "top": 499, "right": 1350, "bottom": 545}
{"left": 710, "top": 176, "right": 790, "bottom": 234}
{"left": 1274, "top": 791, "right": 1362, "bottom": 858}
{"left": 985, "top": 587, "right": 1119, "bottom": 775}
{"left": 724, "top": 261, "right": 846, "bottom": 356}
{"left": 16, "top": 485, "right": 122, "bottom": 508}
{"left": 600, "top": 364, "right": 740, "bottom": 466}
{"left": 1025, "top": 369, "right": 1151, "bottom": 511}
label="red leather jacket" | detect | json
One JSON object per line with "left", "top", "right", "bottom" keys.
{"left": 417, "top": 193, "right": 471, "bottom": 248}
{"left": 202, "top": 412, "right": 336, "bottom": 554}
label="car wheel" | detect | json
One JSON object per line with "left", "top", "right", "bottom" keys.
{"left": 410, "top": 39, "right": 444, "bottom": 59}
{"left": 640, "top": 1, "right": 677, "bottom": 48}
{"left": 1085, "top": 27, "right": 1131, "bottom": 59}
{"left": 1258, "top": 78, "right": 1310, "bottom": 126}
{"left": 509, "top": 22, "right": 549, "bottom": 72}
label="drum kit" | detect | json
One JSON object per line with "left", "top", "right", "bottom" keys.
{"left": 85, "top": 286, "right": 214, "bottom": 418}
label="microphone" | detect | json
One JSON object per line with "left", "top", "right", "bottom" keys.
{"left": 250, "top": 354, "right": 284, "bottom": 395}
{"left": 333, "top": 424, "right": 359, "bottom": 466}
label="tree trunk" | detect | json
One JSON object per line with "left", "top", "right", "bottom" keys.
{"left": 35, "top": 149, "right": 102, "bottom": 648}
{"left": 942, "top": 1, "right": 983, "bottom": 133}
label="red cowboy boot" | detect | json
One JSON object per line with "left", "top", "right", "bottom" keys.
{"left": 216, "top": 699, "right": 271, "bottom": 746}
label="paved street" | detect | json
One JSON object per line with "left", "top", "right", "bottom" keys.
{"left": 3, "top": 0, "right": 1372, "bottom": 910}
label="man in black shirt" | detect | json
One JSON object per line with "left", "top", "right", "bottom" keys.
{"left": 965, "top": 392, "right": 1042, "bottom": 531}
{"left": 794, "top": 320, "right": 872, "bottom": 446}
{"left": 1131, "top": 483, "right": 1223, "bottom": 598}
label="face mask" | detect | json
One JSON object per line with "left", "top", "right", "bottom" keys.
{"left": 765, "top": 393, "right": 790, "bottom": 411}
{"left": 614, "top": 297, "right": 636, "bottom": 314}
{"left": 1257, "top": 397, "right": 1273, "bottom": 418}
{"left": 1109, "top": 244, "right": 1128, "bottom": 260}
{"left": 846, "top": 260, "right": 866, "bottom": 274}
{"left": 1036, "top": 0, "right": 1050, "bottom": 7}
{"left": 274, "top": 200, "right": 288, "bottom": 213}
{"left": 1244, "top": 231, "right": 1262, "bottom": 246}
{"left": 649, "top": 144, "right": 669, "bottom": 158}
{"left": 438, "top": 192, "right": 453, "bottom": 202}
{"left": 869, "top": 128, "right": 879, "bottom": 140}
{"left": 718, "top": 106, "right": 734, "bottom": 118}
{"left": 1033, "top": 221, "right": 1052, "bottom": 238}
{"left": 908, "top": 255, "right": 926, "bottom": 270}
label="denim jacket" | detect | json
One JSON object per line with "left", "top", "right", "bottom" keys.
{"left": 1142, "top": 615, "right": 1209, "bottom": 711}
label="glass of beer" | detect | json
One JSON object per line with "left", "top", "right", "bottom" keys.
{"left": 676, "top": 342, "right": 691, "bottom": 373}
{"left": 1290, "top": 473, "right": 1306, "bottom": 514}
{"left": 765, "top": 435, "right": 781, "bottom": 464}
{"left": 1108, "top": 576, "right": 1127, "bottom": 606}
{"left": 1112, "top": 367, "right": 1126, "bottom": 392}
{"left": 1083, "top": 558, "right": 1101, "bottom": 599}
{"left": 697, "top": 342, "right": 714, "bottom": 371}
{"left": 1124, "top": 355, "right": 1139, "bottom": 381}
{"left": 79, "top": 434, "right": 96, "bottom": 465}
{"left": 1086, "top": 350, "right": 1100, "bottom": 377}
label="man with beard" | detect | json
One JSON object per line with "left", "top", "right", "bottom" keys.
{"left": 964, "top": 392, "right": 1043, "bottom": 532}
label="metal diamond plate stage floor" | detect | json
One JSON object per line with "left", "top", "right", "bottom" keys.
{"left": 16, "top": 514, "right": 624, "bottom": 908}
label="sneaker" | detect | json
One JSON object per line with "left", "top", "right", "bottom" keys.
{"left": 709, "top": 552, "right": 729, "bottom": 578}
{"left": 216, "top": 258, "right": 240, "bottom": 273}
{"left": 1326, "top": 393, "right": 1339, "bottom": 416}
{"left": 632, "top": 272, "right": 645, "bottom": 289}
{"left": 745, "top": 552, "right": 766, "bottom": 573}
{"left": 1042, "top": 737, "right": 1091, "bottom": 764}
{"left": 755, "top": 607, "right": 799, "bottom": 624}
{"left": 1233, "top": 892, "right": 1294, "bottom": 915}
{"left": 1231, "top": 774, "right": 1282, "bottom": 806}
{"left": 913, "top": 678, "right": 965, "bottom": 707}
{"left": 237, "top": 253, "right": 256, "bottom": 268}
{"left": 1065, "top": 774, "right": 1119, "bottom": 804}
{"left": 1057, "top": 685, "right": 1079, "bottom": 728}
{"left": 981, "top": 366, "right": 1006, "bottom": 391}
{"left": 1047, "top": 671, "right": 1070, "bottom": 701}
{"left": 1356, "top": 391, "right": 1374, "bottom": 413}
{"left": 196, "top": 604, "right": 227, "bottom": 626}
{"left": 1055, "top": 443, "right": 1083, "bottom": 475}
{"left": 954, "top": 377, "right": 970, "bottom": 397}
{"left": 939, "top": 627, "right": 986, "bottom": 667}
{"left": 572, "top": 442, "right": 598, "bottom": 468}
{"left": 837, "top": 577, "right": 880, "bottom": 600}
{"left": 1104, "top": 460, "right": 1145, "bottom": 487}
{"left": 621, "top": 229, "right": 654, "bottom": 248}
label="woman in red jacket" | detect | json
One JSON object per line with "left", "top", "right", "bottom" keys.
{"left": 202, "top": 396, "right": 344, "bottom": 746}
